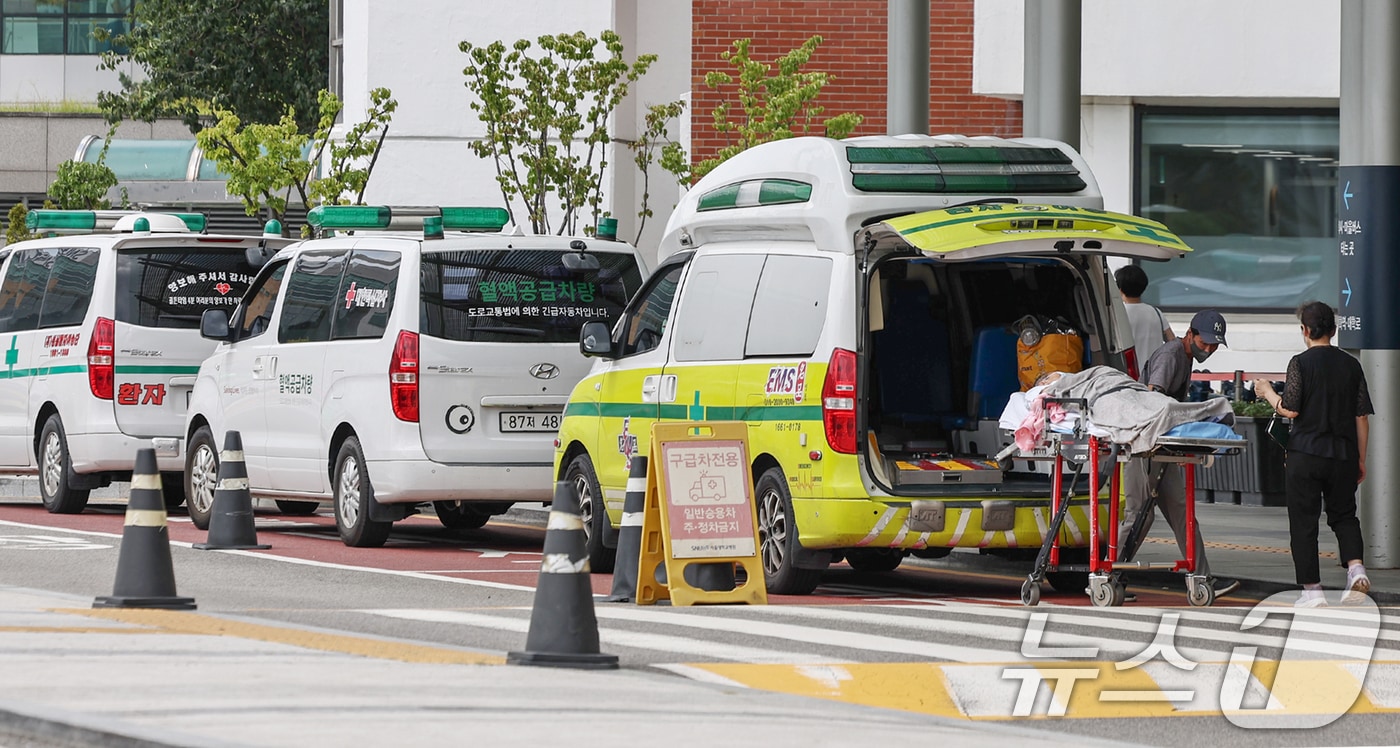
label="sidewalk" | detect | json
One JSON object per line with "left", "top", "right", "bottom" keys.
{"left": 1107, "top": 502, "right": 1400, "bottom": 604}
{"left": 0, "top": 586, "right": 1131, "bottom": 748}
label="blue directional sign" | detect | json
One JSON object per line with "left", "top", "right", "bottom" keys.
{"left": 1337, "top": 165, "right": 1400, "bottom": 349}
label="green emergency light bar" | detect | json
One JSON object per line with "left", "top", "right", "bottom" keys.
{"left": 25, "top": 209, "right": 208, "bottom": 234}
{"left": 306, "top": 205, "right": 510, "bottom": 234}
{"left": 845, "top": 146, "right": 1087, "bottom": 194}
{"left": 696, "top": 179, "right": 814, "bottom": 212}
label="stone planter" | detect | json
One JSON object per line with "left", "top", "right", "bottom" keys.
{"left": 1193, "top": 416, "right": 1288, "bottom": 506}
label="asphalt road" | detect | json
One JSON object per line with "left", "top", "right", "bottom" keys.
{"left": 2, "top": 494, "right": 1397, "bottom": 747}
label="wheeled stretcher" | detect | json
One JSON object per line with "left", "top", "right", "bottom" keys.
{"left": 1009, "top": 397, "right": 1245, "bottom": 607}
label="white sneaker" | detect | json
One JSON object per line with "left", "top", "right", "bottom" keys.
{"left": 1343, "top": 568, "right": 1371, "bottom": 604}
{"left": 1295, "top": 590, "right": 1327, "bottom": 608}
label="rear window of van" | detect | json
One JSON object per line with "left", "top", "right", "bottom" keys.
{"left": 115, "top": 248, "right": 259, "bottom": 329}
{"left": 419, "top": 249, "right": 642, "bottom": 343}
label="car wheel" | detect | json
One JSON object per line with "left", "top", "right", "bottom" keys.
{"left": 755, "top": 467, "right": 822, "bottom": 595}
{"left": 275, "top": 500, "right": 320, "bottom": 516}
{"left": 38, "top": 415, "right": 89, "bottom": 514}
{"left": 333, "top": 436, "right": 391, "bottom": 548}
{"left": 844, "top": 548, "right": 905, "bottom": 573}
{"left": 433, "top": 500, "right": 492, "bottom": 529}
{"left": 160, "top": 472, "right": 185, "bottom": 510}
{"left": 184, "top": 426, "right": 219, "bottom": 530}
{"left": 564, "top": 452, "right": 615, "bottom": 573}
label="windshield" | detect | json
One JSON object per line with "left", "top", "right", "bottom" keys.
{"left": 419, "top": 249, "right": 643, "bottom": 343}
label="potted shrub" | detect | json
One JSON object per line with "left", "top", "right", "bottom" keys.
{"left": 1193, "top": 398, "right": 1288, "bottom": 506}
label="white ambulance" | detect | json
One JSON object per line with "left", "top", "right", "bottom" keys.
{"left": 0, "top": 210, "right": 293, "bottom": 513}
{"left": 554, "top": 135, "right": 1194, "bottom": 593}
{"left": 184, "top": 206, "right": 647, "bottom": 546}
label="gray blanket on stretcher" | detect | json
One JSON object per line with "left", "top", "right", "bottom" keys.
{"left": 1045, "top": 366, "right": 1235, "bottom": 455}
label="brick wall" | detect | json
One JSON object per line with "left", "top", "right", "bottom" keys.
{"left": 690, "top": 0, "right": 1021, "bottom": 167}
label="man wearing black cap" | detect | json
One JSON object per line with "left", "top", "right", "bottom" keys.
{"left": 1119, "top": 309, "right": 1240, "bottom": 599}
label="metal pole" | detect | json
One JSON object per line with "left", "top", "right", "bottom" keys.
{"left": 1023, "top": 0, "right": 1080, "bottom": 149}
{"left": 1344, "top": 0, "right": 1400, "bottom": 567}
{"left": 1022, "top": 0, "right": 1040, "bottom": 135}
{"left": 887, "top": 0, "right": 930, "bottom": 135}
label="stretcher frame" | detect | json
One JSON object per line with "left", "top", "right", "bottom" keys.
{"left": 1012, "top": 397, "right": 1245, "bottom": 607}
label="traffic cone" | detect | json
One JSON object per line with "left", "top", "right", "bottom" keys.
{"left": 93, "top": 448, "right": 196, "bottom": 610}
{"left": 602, "top": 456, "right": 647, "bottom": 602}
{"left": 507, "top": 480, "right": 618, "bottom": 669}
{"left": 193, "top": 431, "right": 269, "bottom": 550}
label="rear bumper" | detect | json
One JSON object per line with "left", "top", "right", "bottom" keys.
{"left": 67, "top": 432, "right": 185, "bottom": 474}
{"left": 367, "top": 459, "right": 554, "bottom": 504}
{"left": 792, "top": 496, "right": 1111, "bottom": 550}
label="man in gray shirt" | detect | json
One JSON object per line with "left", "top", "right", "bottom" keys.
{"left": 1119, "top": 310, "right": 1239, "bottom": 599}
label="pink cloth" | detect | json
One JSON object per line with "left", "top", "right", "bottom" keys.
{"left": 1014, "top": 392, "right": 1068, "bottom": 451}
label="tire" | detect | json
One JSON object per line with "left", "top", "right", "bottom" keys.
{"left": 275, "top": 500, "right": 320, "bottom": 516}
{"left": 37, "top": 415, "right": 89, "bottom": 514}
{"left": 564, "top": 452, "right": 615, "bottom": 573}
{"left": 333, "top": 436, "right": 391, "bottom": 548}
{"left": 755, "top": 467, "right": 822, "bottom": 595}
{"left": 844, "top": 548, "right": 905, "bottom": 573}
{"left": 1044, "top": 548, "right": 1090, "bottom": 593}
{"left": 184, "top": 425, "right": 219, "bottom": 530}
{"left": 161, "top": 472, "right": 185, "bottom": 511}
{"left": 433, "top": 500, "right": 492, "bottom": 529}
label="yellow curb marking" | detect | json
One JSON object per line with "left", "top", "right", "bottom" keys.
{"left": 689, "top": 660, "right": 1400, "bottom": 720}
{"left": 57, "top": 608, "right": 505, "bottom": 666}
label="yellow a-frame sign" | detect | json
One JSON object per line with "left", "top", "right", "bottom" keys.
{"left": 636, "top": 422, "right": 767, "bottom": 606}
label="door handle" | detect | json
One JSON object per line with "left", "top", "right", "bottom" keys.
{"left": 641, "top": 375, "right": 659, "bottom": 403}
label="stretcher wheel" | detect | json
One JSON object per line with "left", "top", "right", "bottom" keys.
{"left": 1020, "top": 578, "right": 1041, "bottom": 607}
{"left": 1090, "top": 582, "right": 1116, "bottom": 607}
{"left": 1110, "top": 582, "right": 1127, "bottom": 606}
{"left": 1188, "top": 580, "right": 1215, "bottom": 607}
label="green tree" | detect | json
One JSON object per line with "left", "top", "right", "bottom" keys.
{"left": 461, "top": 30, "right": 665, "bottom": 236}
{"left": 197, "top": 89, "right": 398, "bottom": 233}
{"left": 48, "top": 126, "right": 119, "bottom": 210}
{"left": 96, "top": 0, "right": 329, "bottom": 134}
{"left": 696, "top": 35, "right": 864, "bottom": 180}
{"left": 628, "top": 100, "right": 689, "bottom": 241}
{"left": 6, "top": 204, "right": 37, "bottom": 245}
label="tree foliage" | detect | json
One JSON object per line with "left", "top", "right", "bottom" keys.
{"left": 48, "top": 126, "right": 119, "bottom": 210}
{"left": 96, "top": 0, "right": 329, "bottom": 134}
{"left": 696, "top": 35, "right": 864, "bottom": 180}
{"left": 461, "top": 30, "right": 662, "bottom": 236}
{"left": 196, "top": 89, "right": 398, "bottom": 233}
{"left": 6, "top": 204, "right": 37, "bottom": 246}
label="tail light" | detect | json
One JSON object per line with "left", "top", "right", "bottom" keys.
{"left": 1123, "top": 346, "right": 1140, "bottom": 382}
{"left": 88, "top": 317, "right": 114, "bottom": 400}
{"left": 389, "top": 331, "right": 419, "bottom": 422}
{"left": 821, "top": 348, "right": 857, "bottom": 454}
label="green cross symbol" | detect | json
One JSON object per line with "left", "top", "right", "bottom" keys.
{"left": 689, "top": 390, "right": 705, "bottom": 421}
{"left": 4, "top": 335, "right": 17, "bottom": 378}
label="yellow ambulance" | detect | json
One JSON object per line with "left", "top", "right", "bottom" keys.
{"left": 554, "top": 135, "right": 1192, "bottom": 594}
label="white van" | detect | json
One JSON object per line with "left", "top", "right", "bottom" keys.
{"left": 185, "top": 206, "right": 648, "bottom": 546}
{"left": 555, "top": 135, "right": 1194, "bottom": 593}
{"left": 0, "top": 210, "right": 293, "bottom": 513}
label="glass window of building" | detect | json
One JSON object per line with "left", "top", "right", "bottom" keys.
{"left": 1, "top": 0, "right": 132, "bottom": 55}
{"left": 1135, "top": 109, "right": 1339, "bottom": 312}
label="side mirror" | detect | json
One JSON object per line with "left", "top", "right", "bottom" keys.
{"left": 200, "top": 309, "right": 232, "bottom": 341}
{"left": 579, "top": 321, "right": 615, "bottom": 358}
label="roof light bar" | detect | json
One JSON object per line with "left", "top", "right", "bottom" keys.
{"left": 696, "top": 179, "right": 814, "bottom": 212}
{"left": 25, "top": 210, "right": 206, "bottom": 235}
{"left": 306, "top": 205, "right": 509, "bottom": 233}
{"left": 845, "top": 146, "right": 1086, "bottom": 194}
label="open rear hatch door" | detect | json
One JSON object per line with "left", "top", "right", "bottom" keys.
{"left": 865, "top": 204, "right": 1193, "bottom": 262}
